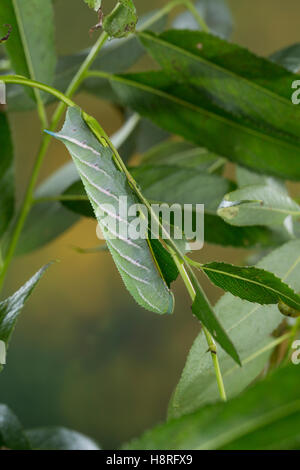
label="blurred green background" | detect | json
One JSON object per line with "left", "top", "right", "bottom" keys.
{"left": 1, "top": 0, "right": 300, "bottom": 449}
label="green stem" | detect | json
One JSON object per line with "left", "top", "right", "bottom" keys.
{"left": 0, "top": 32, "right": 109, "bottom": 291}
{"left": 172, "top": 255, "right": 227, "bottom": 401}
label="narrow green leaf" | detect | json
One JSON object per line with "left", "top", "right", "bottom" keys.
{"left": 26, "top": 427, "right": 100, "bottom": 450}
{"left": 202, "top": 261, "right": 300, "bottom": 310}
{"left": 0, "top": 112, "right": 14, "bottom": 238}
{"left": 0, "top": 264, "right": 51, "bottom": 366}
{"left": 218, "top": 184, "right": 300, "bottom": 227}
{"left": 173, "top": 0, "right": 233, "bottom": 39}
{"left": 48, "top": 107, "right": 174, "bottom": 315}
{"left": 125, "top": 366, "right": 300, "bottom": 450}
{"left": 169, "top": 240, "right": 300, "bottom": 418}
{"left": 108, "top": 69, "right": 300, "bottom": 180}
{"left": 0, "top": 0, "right": 56, "bottom": 100}
{"left": 0, "top": 405, "right": 30, "bottom": 450}
{"left": 139, "top": 30, "right": 300, "bottom": 143}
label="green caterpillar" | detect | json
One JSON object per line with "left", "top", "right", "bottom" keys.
{"left": 47, "top": 107, "right": 174, "bottom": 314}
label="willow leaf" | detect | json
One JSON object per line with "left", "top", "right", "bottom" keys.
{"left": 47, "top": 107, "right": 174, "bottom": 315}
{"left": 202, "top": 262, "right": 300, "bottom": 310}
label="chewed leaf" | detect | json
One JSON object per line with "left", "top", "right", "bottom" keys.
{"left": 47, "top": 107, "right": 174, "bottom": 315}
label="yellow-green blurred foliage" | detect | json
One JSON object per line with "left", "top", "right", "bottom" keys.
{"left": 1, "top": 0, "right": 300, "bottom": 449}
